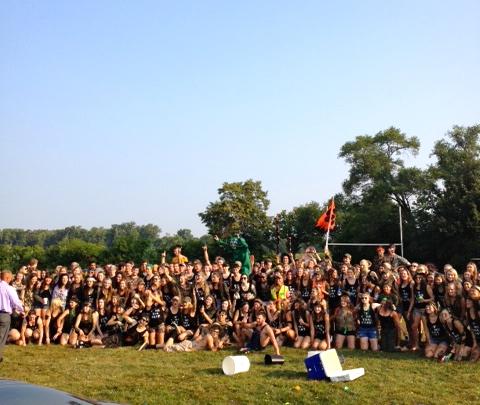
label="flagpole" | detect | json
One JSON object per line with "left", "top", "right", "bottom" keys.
{"left": 324, "top": 197, "right": 334, "bottom": 253}
{"left": 274, "top": 215, "right": 280, "bottom": 255}
{"left": 399, "top": 205, "right": 404, "bottom": 257}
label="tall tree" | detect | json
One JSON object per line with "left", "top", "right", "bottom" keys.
{"left": 199, "top": 179, "right": 273, "bottom": 257}
{"left": 421, "top": 125, "right": 480, "bottom": 266}
{"left": 339, "top": 127, "right": 422, "bottom": 216}
{"left": 336, "top": 127, "right": 431, "bottom": 260}
{"left": 276, "top": 201, "right": 324, "bottom": 253}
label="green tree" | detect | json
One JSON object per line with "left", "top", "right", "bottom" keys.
{"left": 339, "top": 127, "right": 422, "bottom": 216}
{"left": 336, "top": 127, "right": 430, "bottom": 260}
{"left": 0, "top": 245, "right": 46, "bottom": 271}
{"left": 276, "top": 201, "right": 324, "bottom": 253}
{"left": 419, "top": 125, "right": 480, "bottom": 267}
{"left": 45, "top": 239, "right": 105, "bottom": 268}
{"left": 199, "top": 179, "right": 273, "bottom": 257}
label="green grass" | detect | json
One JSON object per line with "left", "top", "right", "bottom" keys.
{"left": 1, "top": 345, "right": 479, "bottom": 404}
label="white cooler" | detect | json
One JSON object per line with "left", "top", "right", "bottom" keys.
{"left": 305, "top": 349, "right": 364, "bottom": 382}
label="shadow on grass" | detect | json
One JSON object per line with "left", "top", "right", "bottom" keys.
{"left": 200, "top": 367, "right": 224, "bottom": 376}
{"left": 264, "top": 369, "right": 307, "bottom": 379}
{"left": 338, "top": 349, "right": 424, "bottom": 362}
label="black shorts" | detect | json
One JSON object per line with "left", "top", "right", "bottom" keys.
{"left": 297, "top": 327, "right": 309, "bottom": 337}
{"left": 336, "top": 330, "right": 356, "bottom": 336}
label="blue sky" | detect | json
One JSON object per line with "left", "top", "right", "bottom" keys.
{"left": 1, "top": 1, "right": 479, "bottom": 236}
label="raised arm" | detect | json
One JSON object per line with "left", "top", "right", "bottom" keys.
{"left": 203, "top": 245, "right": 211, "bottom": 266}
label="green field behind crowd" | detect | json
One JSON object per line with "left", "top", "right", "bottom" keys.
{"left": 1, "top": 345, "right": 478, "bottom": 404}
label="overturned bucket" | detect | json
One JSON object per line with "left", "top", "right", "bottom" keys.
{"left": 264, "top": 354, "right": 284, "bottom": 365}
{"left": 222, "top": 355, "right": 251, "bottom": 376}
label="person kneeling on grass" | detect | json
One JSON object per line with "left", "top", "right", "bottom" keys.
{"left": 239, "top": 311, "right": 281, "bottom": 355}
{"left": 164, "top": 323, "right": 224, "bottom": 352}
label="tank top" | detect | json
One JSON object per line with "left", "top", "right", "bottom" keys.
{"left": 335, "top": 308, "right": 355, "bottom": 332}
{"left": 98, "top": 311, "right": 110, "bottom": 333}
{"left": 344, "top": 279, "right": 358, "bottom": 305}
{"left": 399, "top": 283, "right": 411, "bottom": 305}
{"left": 40, "top": 289, "right": 52, "bottom": 307}
{"left": 268, "top": 312, "right": 281, "bottom": 329}
{"left": 222, "top": 275, "right": 231, "bottom": 292}
{"left": 62, "top": 310, "right": 77, "bottom": 333}
{"left": 26, "top": 317, "right": 38, "bottom": 329}
{"left": 165, "top": 308, "right": 181, "bottom": 327}
{"left": 79, "top": 317, "right": 93, "bottom": 335}
{"left": 313, "top": 316, "right": 326, "bottom": 339}
{"left": 426, "top": 316, "right": 448, "bottom": 341}
{"left": 378, "top": 313, "right": 395, "bottom": 330}
{"left": 328, "top": 284, "right": 342, "bottom": 311}
{"left": 49, "top": 311, "right": 61, "bottom": 337}
{"left": 434, "top": 284, "right": 445, "bottom": 308}
{"left": 358, "top": 306, "right": 376, "bottom": 328}
{"left": 444, "top": 298, "right": 463, "bottom": 319}
{"left": 82, "top": 289, "right": 97, "bottom": 309}
{"left": 300, "top": 284, "right": 311, "bottom": 301}
{"left": 445, "top": 322, "right": 464, "bottom": 345}
{"left": 469, "top": 318, "right": 480, "bottom": 340}
{"left": 414, "top": 285, "right": 428, "bottom": 309}
{"left": 294, "top": 310, "right": 308, "bottom": 334}
{"left": 180, "top": 312, "right": 197, "bottom": 331}
{"left": 124, "top": 325, "right": 143, "bottom": 346}
{"left": 148, "top": 305, "right": 164, "bottom": 328}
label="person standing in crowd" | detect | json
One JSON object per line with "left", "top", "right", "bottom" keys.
{"left": 214, "top": 233, "right": 252, "bottom": 276}
{"left": 409, "top": 270, "right": 434, "bottom": 351}
{"left": 171, "top": 246, "right": 188, "bottom": 265}
{"left": 377, "top": 298, "right": 400, "bottom": 352}
{"left": 356, "top": 293, "right": 381, "bottom": 351}
{"left": 3, "top": 244, "right": 480, "bottom": 362}
{"left": 384, "top": 243, "right": 411, "bottom": 270}
{"left": 332, "top": 293, "right": 356, "bottom": 349}
{"left": 0, "top": 269, "right": 25, "bottom": 361}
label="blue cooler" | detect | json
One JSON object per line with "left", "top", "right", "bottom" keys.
{"left": 304, "top": 354, "right": 328, "bottom": 380}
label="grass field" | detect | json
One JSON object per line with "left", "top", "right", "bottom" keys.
{"left": 1, "top": 345, "right": 479, "bottom": 404}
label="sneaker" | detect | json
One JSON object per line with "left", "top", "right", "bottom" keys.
{"left": 439, "top": 353, "right": 452, "bottom": 363}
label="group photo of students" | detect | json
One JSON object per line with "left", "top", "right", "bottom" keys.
{"left": 4, "top": 242, "right": 480, "bottom": 363}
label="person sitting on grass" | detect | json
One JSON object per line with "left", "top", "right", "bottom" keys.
{"left": 465, "top": 298, "right": 480, "bottom": 362}
{"left": 239, "top": 311, "right": 281, "bottom": 356}
{"left": 72, "top": 302, "right": 102, "bottom": 348}
{"left": 164, "top": 323, "right": 224, "bottom": 352}
{"left": 19, "top": 310, "right": 43, "bottom": 346}
{"left": 122, "top": 314, "right": 150, "bottom": 351}
{"left": 310, "top": 300, "right": 331, "bottom": 351}
{"left": 57, "top": 297, "right": 80, "bottom": 346}
{"left": 440, "top": 309, "right": 466, "bottom": 361}
{"left": 292, "top": 299, "right": 311, "bottom": 349}
{"left": 423, "top": 302, "right": 449, "bottom": 360}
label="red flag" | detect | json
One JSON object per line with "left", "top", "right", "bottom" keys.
{"left": 315, "top": 199, "right": 336, "bottom": 231}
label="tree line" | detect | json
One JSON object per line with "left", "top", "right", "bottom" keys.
{"left": 1, "top": 124, "right": 479, "bottom": 271}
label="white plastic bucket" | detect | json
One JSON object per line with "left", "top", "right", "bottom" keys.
{"left": 307, "top": 351, "right": 322, "bottom": 358}
{"left": 222, "top": 355, "right": 250, "bottom": 376}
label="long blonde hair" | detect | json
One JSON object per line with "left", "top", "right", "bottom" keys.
{"left": 50, "top": 298, "right": 63, "bottom": 313}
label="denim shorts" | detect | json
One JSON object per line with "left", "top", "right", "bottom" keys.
{"left": 430, "top": 337, "right": 448, "bottom": 346}
{"left": 413, "top": 308, "right": 425, "bottom": 317}
{"left": 358, "top": 327, "right": 378, "bottom": 339}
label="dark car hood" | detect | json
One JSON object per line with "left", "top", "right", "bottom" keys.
{"left": 0, "top": 379, "right": 122, "bottom": 405}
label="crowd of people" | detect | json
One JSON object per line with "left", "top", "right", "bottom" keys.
{"left": 2, "top": 242, "right": 480, "bottom": 363}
